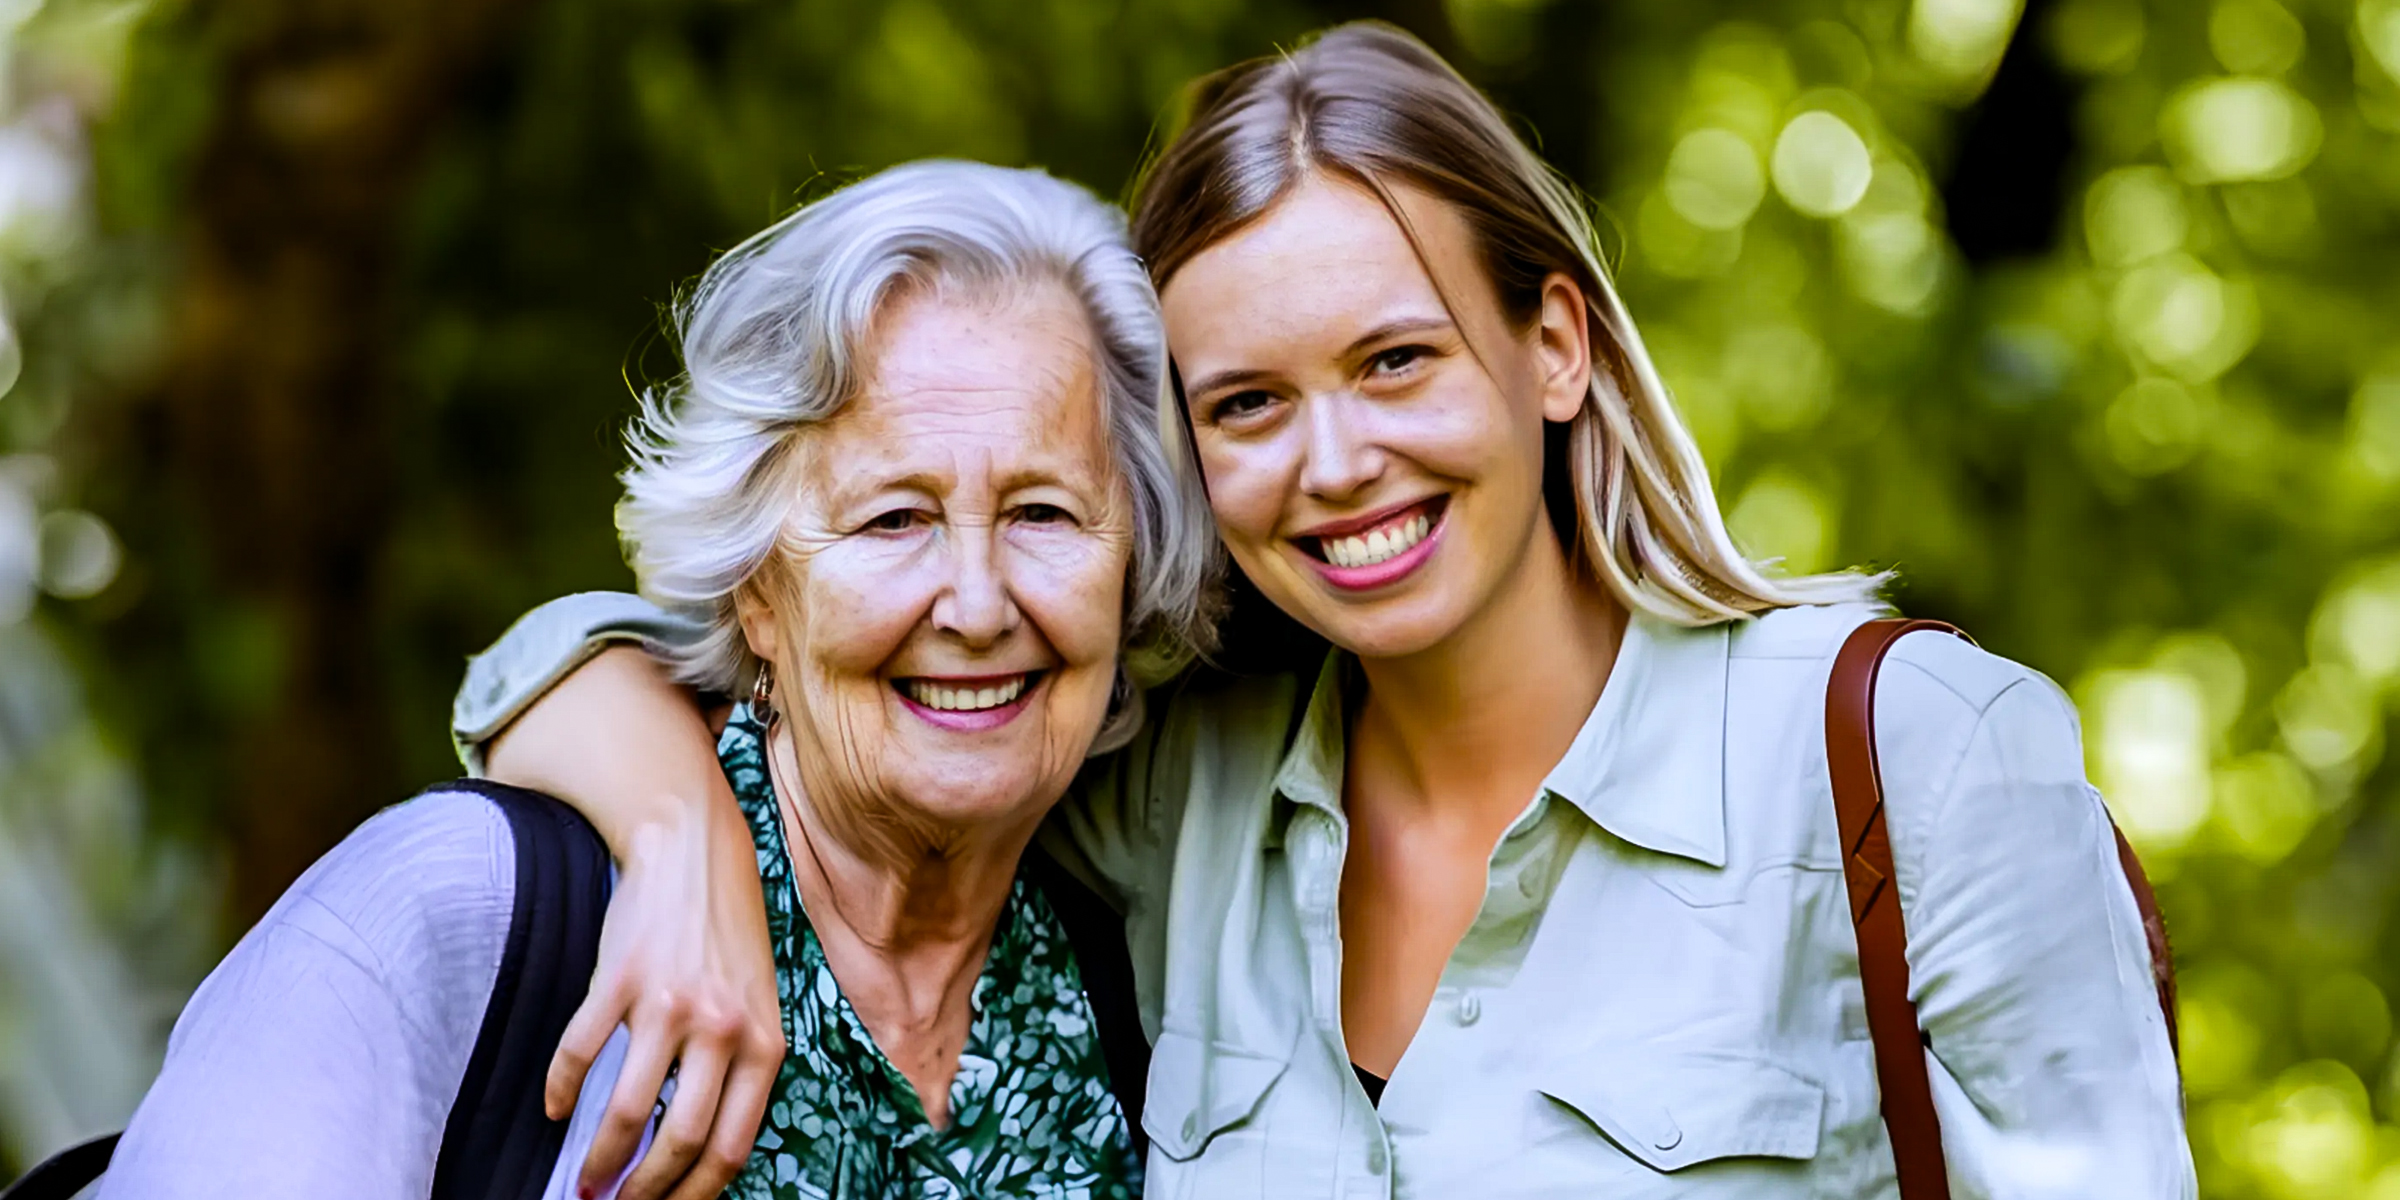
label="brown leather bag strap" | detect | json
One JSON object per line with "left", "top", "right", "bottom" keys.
{"left": 2114, "top": 826, "right": 2182, "bottom": 1056}
{"left": 1828, "top": 618, "right": 1970, "bottom": 1200}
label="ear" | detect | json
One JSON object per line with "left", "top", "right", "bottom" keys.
{"left": 1533, "top": 272, "right": 1592, "bottom": 425}
{"left": 734, "top": 584, "right": 781, "bottom": 663}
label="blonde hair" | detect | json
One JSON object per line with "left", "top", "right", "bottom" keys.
{"left": 1128, "top": 22, "right": 1882, "bottom": 625}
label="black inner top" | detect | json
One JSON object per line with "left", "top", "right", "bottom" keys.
{"left": 1352, "top": 1063, "right": 1386, "bottom": 1107}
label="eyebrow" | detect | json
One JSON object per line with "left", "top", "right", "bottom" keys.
{"left": 822, "top": 462, "right": 1092, "bottom": 510}
{"left": 1182, "top": 315, "right": 1457, "bottom": 399}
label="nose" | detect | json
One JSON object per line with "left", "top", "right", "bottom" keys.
{"left": 1296, "top": 390, "right": 1385, "bottom": 501}
{"left": 929, "top": 518, "right": 1020, "bottom": 648}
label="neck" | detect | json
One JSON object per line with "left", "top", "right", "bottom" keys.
{"left": 766, "top": 724, "right": 1032, "bottom": 961}
{"left": 1348, "top": 528, "right": 1627, "bottom": 818}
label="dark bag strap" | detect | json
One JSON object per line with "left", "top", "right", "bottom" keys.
{"left": 1829, "top": 619, "right": 2180, "bottom": 1200}
{"left": 0, "top": 1133, "right": 118, "bottom": 1200}
{"left": 429, "top": 780, "right": 615, "bottom": 1200}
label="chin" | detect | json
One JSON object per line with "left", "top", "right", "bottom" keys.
{"left": 1320, "top": 620, "right": 1450, "bottom": 661}
{"left": 1292, "top": 583, "right": 1475, "bottom": 662}
{"left": 901, "top": 740, "right": 1089, "bottom": 817}
{"left": 893, "top": 765, "right": 1050, "bottom": 824}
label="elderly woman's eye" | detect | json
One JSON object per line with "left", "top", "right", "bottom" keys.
{"left": 862, "top": 509, "right": 926, "bottom": 534}
{"left": 1015, "top": 503, "right": 1075, "bottom": 526}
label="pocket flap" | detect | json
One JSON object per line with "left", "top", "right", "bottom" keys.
{"left": 1140, "top": 1029, "right": 1290, "bottom": 1161}
{"left": 1540, "top": 1051, "right": 1825, "bottom": 1171}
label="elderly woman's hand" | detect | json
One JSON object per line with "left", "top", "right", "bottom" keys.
{"left": 488, "top": 647, "right": 786, "bottom": 1200}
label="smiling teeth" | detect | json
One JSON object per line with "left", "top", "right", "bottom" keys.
{"left": 1321, "top": 514, "right": 1432, "bottom": 569}
{"left": 903, "top": 675, "right": 1029, "bottom": 712}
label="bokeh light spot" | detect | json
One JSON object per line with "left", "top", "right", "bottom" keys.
{"left": 36, "top": 509, "right": 118, "bottom": 599}
{"left": 2162, "top": 77, "right": 2323, "bottom": 183}
{"left": 2110, "top": 253, "right": 2259, "bottom": 381}
{"left": 2307, "top": 557, "right": 2400, "bottom": 686}
{"left": 2085, "top": 165, "right": 2188, "bottom": 267}
{"left": 2209, "top": 0, "right": 2305, "bottom": 75}
{"left": 2274, "top": 663, "right": 2378, "bottom": 774}
{"left": 2086, "top": 667, "right": 2213, "bottom": 848}
{"left": 2105, "top": 377, "right": 2210, "bottom": 474}
{"left": 1908, "top": 0, "right": 2025, "bottom": 85}
{"left": 1772, "top": 110, "right": 1873, "bottom": 217}
{"left": 1837, "top": 211, "right": 1945, "bottom": 314}
{"left": 1663, "top": 128, "right": 1766, "bottom": 230}
{"left": 2360, "top": 0, "right": 2400, "bottom": 84}
{"left": 2243, "top": 1062, "right": 2375, "bottom": 1198}
{"left": 1687, "top": 23, "right": 1797, "bottom": 147}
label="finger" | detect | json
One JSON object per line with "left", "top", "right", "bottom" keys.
{"left": 546, "top": 979, "right": 629, "bottom": 1120}
{"left": 720, "top": 1023, "right": 782, "bottom": 1148}
{"left": 663, "top": 1055, "right": 779, "bottom": 1200}
{"left": 580, "top": 1024, "right": 677, "bottom": 1197}
{"left": 614, "top": 1041, "right": 729, "bottom": 1200}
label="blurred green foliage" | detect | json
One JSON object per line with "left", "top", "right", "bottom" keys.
{"left": 3, "top": 0, "right": 2400, "bottom": 1193}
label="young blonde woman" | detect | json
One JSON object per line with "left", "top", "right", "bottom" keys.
{"left": 464, "top": 23, "right": 2192, "bottom": 1199}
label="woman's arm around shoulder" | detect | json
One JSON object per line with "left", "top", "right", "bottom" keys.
{"left": 1870, "top": 630, "right": 2195, "bottom": 1197}
{"left": 456, "top": 593, "right": 783, "bottom": 1200}
{"left": 101, "top": 790, "right": 518, "bottom": 1200}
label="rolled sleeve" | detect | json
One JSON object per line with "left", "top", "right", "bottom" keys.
{"left": 451, "top": 592, "right": 709, "bottom": 774}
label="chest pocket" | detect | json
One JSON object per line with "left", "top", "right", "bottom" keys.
{"left": 1139, "top": 1029, "right": 1289, "bottom": 1161}
{"left": 1540, "top": 1051, "right": 1825, "bottom": 1171}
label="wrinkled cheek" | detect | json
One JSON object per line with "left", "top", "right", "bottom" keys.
{"left": 1009, "top": 534, "right": 1129, "bottom": 666}
{"left": 802, "top": 566, "right": 940, "bottom": 675}
{"left": 788, "top": 680, "right": 898, "bottom": 819}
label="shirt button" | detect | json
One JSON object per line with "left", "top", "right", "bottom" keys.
{"left": 1182, "top": 1115, "right": 1199, "bottom": 1140}
{"left": 1368, "top": 1141, "right": 1388, "bottom": 1175}
{"left": 1455, "top": 991, "right": 1482, "bottom": 1026}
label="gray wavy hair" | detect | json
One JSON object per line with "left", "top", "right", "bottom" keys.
{"left": 617, "top": 160, "right": 1218, "bottom": 736}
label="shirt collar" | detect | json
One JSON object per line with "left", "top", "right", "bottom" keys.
{"left": 1540, "top": 613, "right": 1730, "bottom": 868}
{"left": 1269, "top": 651, "right": 1350, "bottom": 827}
{"left": 1266, "top": 613, "right": 1731, "bottom": 868}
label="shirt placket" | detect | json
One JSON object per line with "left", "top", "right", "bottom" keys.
{"left": 1282, "top": 800, "right": 1397, "bottom": 1200}
{"left": 1376, "top": 793, "right": 1568, "bottom": 1200}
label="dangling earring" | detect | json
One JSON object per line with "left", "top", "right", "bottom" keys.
{"left": 750, "top": 661, "right": 777, "bottom": 725}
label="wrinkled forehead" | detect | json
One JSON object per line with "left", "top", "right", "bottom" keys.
{"left": 796, "top": 281, "right": 1120, "bottom": 499}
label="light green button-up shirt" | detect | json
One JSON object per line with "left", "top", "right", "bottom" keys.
{"left": 456, "top": 596, "right": 2194, "bottom": 1199}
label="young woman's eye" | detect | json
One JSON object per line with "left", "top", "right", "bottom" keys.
{"left": 1368, "top": 345, "right": 1430, "bottom": 376}
{"left": 861, "top": 509, "right": 926, "bottom": 534}
{"left": 1015, "top": 503, "right": 1075, "bottom": 527}
{"left": 1209, "top": 390, "right": 1278, "bottom": 425}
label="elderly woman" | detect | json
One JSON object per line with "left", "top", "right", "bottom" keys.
{"left": 100, "top": 159, "right": 1210, "bottom": 1200}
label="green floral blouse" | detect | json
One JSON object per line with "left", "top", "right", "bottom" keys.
{"left": 716, "top": 707, "right": 1141, "bottom": 1200}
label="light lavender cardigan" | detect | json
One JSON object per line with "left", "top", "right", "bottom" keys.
{"left": 99, "top": 789, "right": 655, "bottom": 1200}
